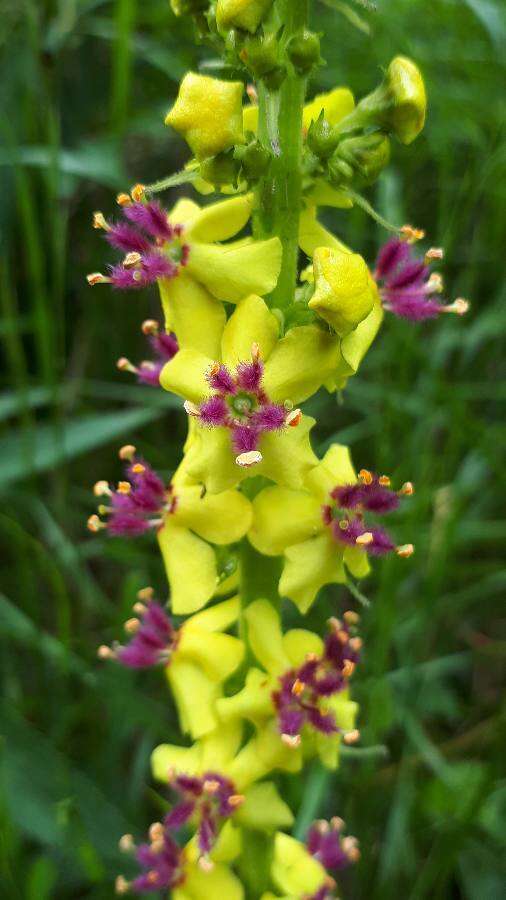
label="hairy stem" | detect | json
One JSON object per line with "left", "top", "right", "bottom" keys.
{"left": 253, "top": 0, "right": 309, "bottom": 310}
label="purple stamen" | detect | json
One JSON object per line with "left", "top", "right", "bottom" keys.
{"left": 375, "top": 238, "right": 449, "bottom": 321}
{"left": 124, "top": 201, "right": 175, "bottom": 242}
{"left": 165, "top": 772, "right": 241, "bottom": 859}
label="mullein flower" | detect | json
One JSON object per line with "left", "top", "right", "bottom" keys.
{"left": 249, "top": 444, "right": 413, "bottom": 613}
{"left": 216, "top": 600, "right": 359, "bottom": 769}
{"left": 374, "top": 237, "right": 470, "bottom": 321}
{"left": 88, "top": 447, "right": 252, "bottom": 613}
{"left": 216, "top": 0, "right": 273, "bottom": 33}
{"left": 161, "top": 293, "right": 343, "bottom": 492}
{"left": 117, "top": 319, "right": 178, "bottom": 386}
{"left": 165, "top": 73, "right": 245, "bottom": 160}
{"left": 115, "top": 818, "right": 245, "bottom": 898}
{"left": 309, "top": 246, "right": 377, "bottom": 336}
{"left": 98, "top": 592, "right": 244, "bottom": 739}
{"left": 88, "top": 192, "right": 282, "bottom": 358}
{"left": 262, "top": 820, "right": 359, "bottom": 900}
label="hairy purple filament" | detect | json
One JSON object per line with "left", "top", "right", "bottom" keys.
{"left": 272, "top": 619, "right": 361, "bottom": 743}
{"left": 92, "top": 456, "right": 175, "bottom": 537}
{"left": 322, "top": 473, "right": 411, "bottom": 557}
{"left": 189, "top": 357, "right": 292, "bottom": 463}
{"left": 113, "top": 598, "right": 178, "bottom": 669}
{"left": 120, "top": 824, "right": 185, "bottom": 894}
{"left": 375, "top": 237, "right": 465, "bottom": 321}
{"left": 166, "top": 772, "right": 243, "bottom": 858}
{"left": 304, "top": 818, "right": 360, "bottom": 899}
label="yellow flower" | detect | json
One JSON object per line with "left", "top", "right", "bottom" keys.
{"left": 265, "top": 832, "right": 328, "bottom": 899}
{"left": 166, "top": 73, "right": 245, "bottom": 160}
{"left": 299, "top": 207, "right": 383, "bottom": 388}
{"left": 158, "top": 457, "right": 253, "bottom": 614}
{"left": 161, "top": 293, "right": 342, "bottom": 493}
{"left": 216, "top": 599, "right": 359, "bottom": 770}
{"left": 248, "top": 445, "right": 371, "bottom": 613}
{"left": 309, "top": 246, "right": 376, "bottom": 337}
{"left": 380, "top": 56, "right": 427, "bottom": 145}
{"left": 216, "top": 0, "right": 273, "bottom": 33}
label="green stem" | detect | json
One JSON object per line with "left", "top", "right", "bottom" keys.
{"left": 253, "top": 0, "right": 309, "bottom": 310}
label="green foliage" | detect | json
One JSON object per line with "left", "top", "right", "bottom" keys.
{"left": 0, "top": 0, "right": 505, "bottom": 897}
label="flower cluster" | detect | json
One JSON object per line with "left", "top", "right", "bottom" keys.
{"left": 85, "top": 2, "right": 467, "bottom": 896}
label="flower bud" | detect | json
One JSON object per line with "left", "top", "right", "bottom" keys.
{"left": 199, "top": 149, "right": 242, "bottom": 186}
{"left": 306, "top": 111, "right": 339, "bottom": 160}
{"left": 240, "top": 32, "right": 285, "bottom": 86}
{"left": 352, "top": 56, "right": 426, "bottom": 145}
{"left": 335, "top": 131, "right": 391, "bottom": 184}
{"left": 286, "top": 29, "right": 322, "bottom": 75}
{"left": 216, "top": 0, "right": 273, "bottom": 34}
{"left": 236, "top": 139, "right": 271, "bottom": 179}
{"left": 309, "top": 246, "right": 376, "bottom": 336}
{"left": 165, "top": 72, "right": 244, "bottom": 160}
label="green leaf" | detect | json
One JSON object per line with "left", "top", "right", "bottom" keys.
{"left": 319, "top": 0, "right": 372, "bottom": 34}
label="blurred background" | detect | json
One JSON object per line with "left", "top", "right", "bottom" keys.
{"left": 1, "top": 0, "right": 505, "bottom": 897}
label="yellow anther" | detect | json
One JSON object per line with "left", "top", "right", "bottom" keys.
{"left": 86, "top": 272, "right": 110, "bottom": 286}
{"left": 131, "top": 183, "right": 146, "bottom": 202}
{"left": 343, "top": 610, "right": 360, "bottom": 625}
{"left": 97, "top": 644, "right": 115, "bottom": 660}
{"left": 117, "top": 192, "right": 132, "bottom": 207}
{"left": 378, "top": 475, "right": 391, "bottom": 486}
{"left": 246, "top": 83, "right": 258, "bottom": 103}
{"left": 131, "top": 463, "right": 146, "bottom": 474}
{"left": 251, "top": 341, "right": 260, "bottom": 362}
{"left": 427, "top": 272, "right": 443, "bottom": 293}
{"left": 330, "top": 816, "right": 345, "bottom": 831}
{"left": 286, "top": 408, "right": 302, "bottom": 427}
{"left": 355, "top": 531, "right": 374, "bottom": 546}
{"left": 401, "top": 224, "right": 425, "bottom": 243}
{"left": 184, "top": 400, "right": 201, "bottom": 417}
{"left": 338, "top": 519, "right": 349, "bottom": 531}
{"left": 92, "top": 211, "right": 109, "bottom": 230}
{"left": 358, "top": 468, "right": 373, "bottom": 485}
{"left": 400, "top": 481, "right": 414, "bottom": 496}
{"left": 228, "top": 793, "right": 245, "bottom": 808}
{"left": 115, "top": 875, "right": 130, "bottom": 894}
{"left": 93, "top": 480, "right": 111, "bottom": 497}
{"left": 117, "top": 357, "right": 135, "bottom": 372}
{"left": 425, "top": 247, "right": 444, "bottom": 262}
{"left": 349, "top": 637, "right": 363, "bottom": 652}
{"left": 396, "top": 543, "right": 414, "bottom": 558}
{"left": 281, "top": 733, "right": 302, "bottom": 748}
{"left": 123, "top": 251, "right": 142, "bottom": 269}
{"left": 343, "top": 728, "right": 360, "bottom": 744}
{"left": 236, "top": 450, "right": 263, "bottom": 467}
{"left": 149, "top": 822, "right": 164, "bottom": 841}
{"left": 443, "top": 298, "right": 469, "bottom": 316}
{"left": 342, "top": 660, "right": 356, "bottom": 678}
{"left": 198, "top": 856, "right": 215, "bottom": 873}
{"left": 117, "top": 481, "right": 131, "bottom": 495}
{"left": 142, "top": 319, "right": 159, "bottom": 335}
{"left": 124, "top": 617, "right": 140, "bottom": 634}
{"left": 203, "top": 779, "right": 220, "bottom": 794}
{"left": 209, "top": 361, "right": 221, "bottom": 377}
{"left": 133, "top": 602, "right": 147, "bottom": 615}
{"left": 137, "top": 586, "right": 154, "bottom": 601}
{"left": 119, "top": 444, "right": 136, "bottom": 461}
{"left": 87, "top": 514, "right": 103, "bottom": 532}
{"left": 119, "top": 834, "right": 135, "bottom": 853}
{"left": 291, "top": 678, "right": 306, "bottom": 697}
{"left": 147, "top": 870, "right": 159, "bottom": 884}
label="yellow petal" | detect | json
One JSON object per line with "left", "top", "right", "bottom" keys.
{"left": 159, "top": 273, "right": 226, "bottom": 359}
{"left": 245, "top": 599, "right": 291, "bottom": 675}
{"left": 237, "top": 782, "right": 294, "bottom": 831}
{"left": 271, "top": 832, "right": 327, "bottom": 896}
{"left": 221, "top": 294, "right": 279, "bottom": 368}
{"left": 211, "top": 821, "right": 242, "bottom": 863}
{"left": 336, "top": 291, "right": 384, "bottom": 388}
{"left": 243, "top": 103, "right": 259, "bottom": 132}
{"left": 216, "top": 667, "right": 274, "bottom": 724}
{"left": 167, "top": 658, "right": 220, "bottom": 738}
{"left": 176, "top": 483, "right": 253, "bottom": 544}
{"left": 258, "top": 415, "right": 318, "bottom": 490}
{"left": 262, "top": 325, "right": 341, "bottom": 403}
{"left": 305, "top": 443, "right": 357, "bottom": 502}
{"left": 280, "top": 533, "right": 346, "bottom": 613}
{"left": 249, "top": 485, "right": 322, "bottom": 556}
{"left": 228, "top": 724, "right": 302, "bottom": 790}
{"left": 177, "top": 626, "right": 244, "bottom": 681}
{"left": 186, "top": 194, "right": 253, "bottom": 243}
{"left": 309, "top": 246, "right": 375, "bottom": 337}
{"left": 165, "top": 73, "right": 244, "bottom": 160}
{"left": 344, "top": 544, "right": 371, "bottom": 578}
{"left": 158, "top": 520, "right": 217, "bottom": 614}
{"left": 299, "top": 206, "right": 350, "bottom": 257}
{"left": 151, "top": 741, "right": 201, "bottom": 782}
{"left": 305, "top": 181, "right": 353, "bottom": 209}
{"left": 169, "top": 197, "right": 201, "bottom": 228}
{"left": 160, "top": 348, "right": 212, "bottom": 403}
{"left": 217, "top": 0, "right": 273, "bottom": 33}
{"left": 175, "top": 861, "right": 245, "bottom": 900}
{"left": 187, "top": 596, "right": 240, "bottom": 633}
{"left": 283, "top": 628, "right": 324, "bottom": 667}
{"left": 200, "top": 721, "right": 244, "bottom": 770}
{"left": 185, "top": 237, "right": 282, "bottom": 303}
{"left": 303, "top": 86, "right": 355, "bottom": 129}
{"left": 184, "top": 424, "right": 244, "bottom": 494}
